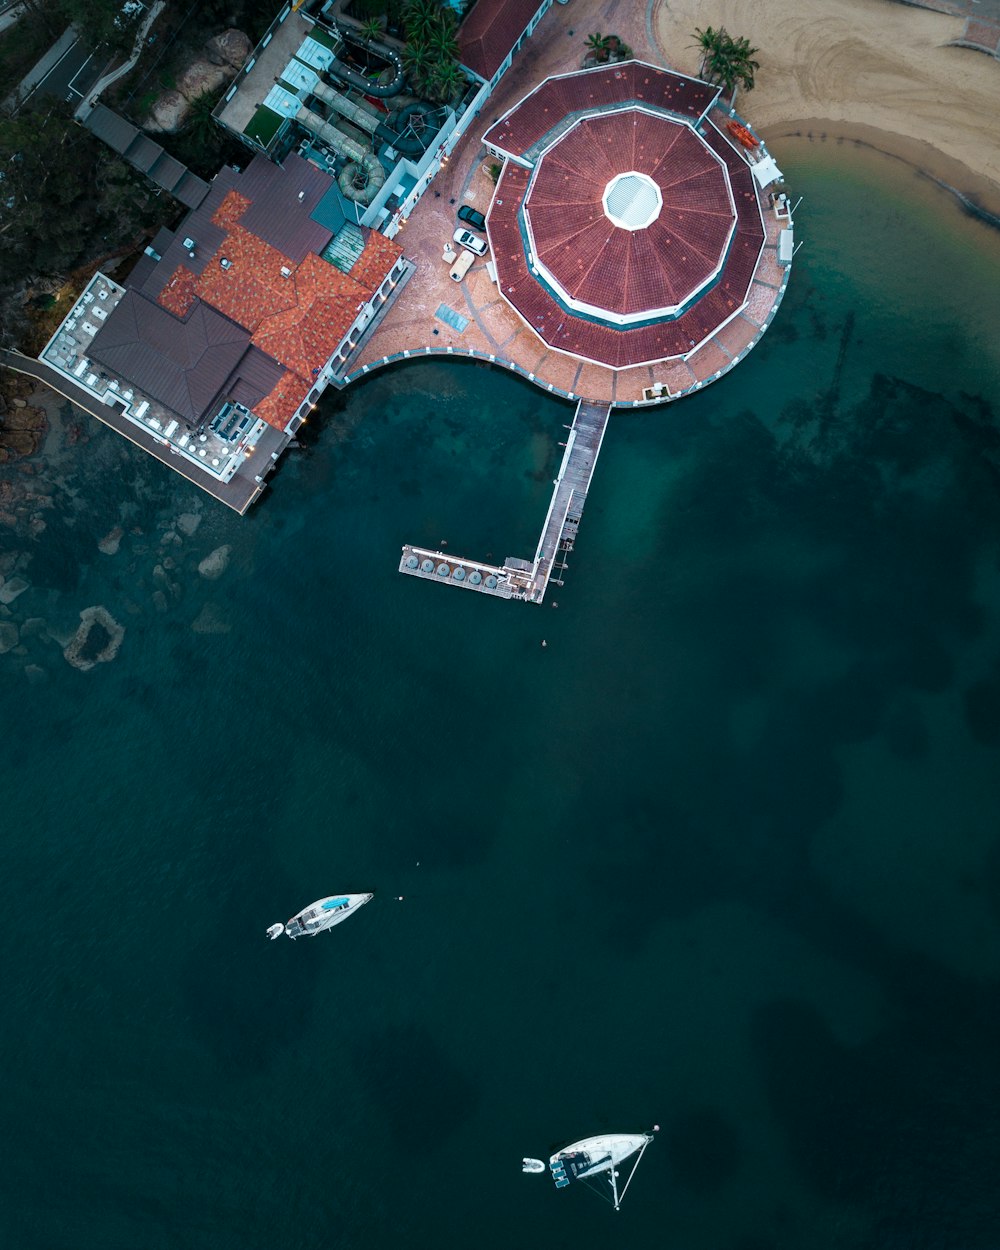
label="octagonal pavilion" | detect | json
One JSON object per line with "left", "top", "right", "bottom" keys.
{"left": 483, "top": 62, "right": 769, "bottom": 371}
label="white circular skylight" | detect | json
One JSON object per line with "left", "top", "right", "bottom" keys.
{"left": 602, "top": 172, "right": 662, "bottom": 231}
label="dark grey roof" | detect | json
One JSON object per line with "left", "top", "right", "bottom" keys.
{"left": 173, "top": 171, "right": 210, "bottom": 209}
{"left": 236, "top": 154, "right": 333, "bottom": 262}
{"left": 149, "top": 226, "right": 175, "bottom": 256}
{"left": 126, "top": 253, "right": 159, "bottom": 288}
{"left": 138, "top": 196, "right": 229, "bottom": 295}
{"left": 85, "top": 104, "right": 138, "bottom": 154}
{"left": 88, "top": 291, "right": 250, "bottom": 422}
{"left": 149, "top": 152, "right": 186, "bottom": 191}
{"left": 227, "top": 346, "right": 286, "bottom": 407}
{"left": 125, "top": 134, "right": 163, "bottom": 171}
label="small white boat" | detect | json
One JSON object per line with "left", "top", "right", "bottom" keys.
{"left": 523, "top": 1127, "right": 657, "bottom": 1210}
{"left": 267, "top": 893, "right": 373, "bottom": 940}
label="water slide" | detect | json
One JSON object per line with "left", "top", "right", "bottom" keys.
{"left": 294, "top": 105, "right": 386, "bottom": 204}
{"left": 327, "top": 22, "right": 405, "bottom": 98}
{"left": 311, "top": 78, "right": 436, "bottom": 157}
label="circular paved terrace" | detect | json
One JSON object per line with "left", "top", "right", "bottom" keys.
{"left": 523, "top": 111, "right": 736, "bottom": 324}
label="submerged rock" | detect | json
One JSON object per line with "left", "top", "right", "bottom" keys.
{"left": 20, "top": 617, "right": 48, "bottom": 641}
{"left": 192, "top": 602, "right": 231, "bottom": 634}
{"left": 198, "top": 544, "right": 231, "bottom": 580}
{"left": 0, "top": 620, "right": 19, "bottom": 653}
{"left": 176, "top": 511, "right": 201, "bottom": 537}
{"left": 0, "top": 576, "right": 29, "bottom": 605}
{"left": 63, "top": 606, "right": 125, "bottom": 671}
{"left": 23, "top": 664, "right": 47, "bottom": 686}
{"left": 98, "top": 526, "right": 124, "bottom": 556}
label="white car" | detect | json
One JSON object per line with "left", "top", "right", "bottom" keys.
{"left": 453, "top": 228, "right": 488, "bottom": 256}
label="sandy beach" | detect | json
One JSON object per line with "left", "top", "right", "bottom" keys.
{"left": 654, "top": 0, "right": 1000, "bottom": 216}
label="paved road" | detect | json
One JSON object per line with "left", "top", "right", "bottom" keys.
{"left": 25, "top": 37, "right": 98, "bottom": 106}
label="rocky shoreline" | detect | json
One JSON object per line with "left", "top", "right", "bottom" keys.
{"left": 0, "top": 380, "right": 245, "bottom": 684}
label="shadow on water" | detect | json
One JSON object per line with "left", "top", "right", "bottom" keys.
{"left": 567, "top": 370, "right": 1000, "bottom": 957}
{"left": 350, "top": 1023, "right": 478, "bottom": 1150}
{"left": 665, "top": 1106, "right": 742, "bottom": 1194}
{"left": 751, "top": 996, "right": 1000, "bottom": 1246}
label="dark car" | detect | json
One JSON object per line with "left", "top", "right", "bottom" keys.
{"left": 457, "top": 205, "right": 487, "bottom": 232}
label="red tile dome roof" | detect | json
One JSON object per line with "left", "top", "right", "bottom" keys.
{"left": 523, "top": 111, "right": 735, "bottom": 321}
{"left": 484, "top": 63, "right": 767, "bottom": 371}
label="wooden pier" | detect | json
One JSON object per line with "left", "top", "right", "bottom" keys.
{"left": 398, "top": 399, "right": 611, "bottom": 604}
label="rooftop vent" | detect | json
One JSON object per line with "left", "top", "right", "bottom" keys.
{"left": 182, "top": 236, "right": 196, "bottom": 257}
{"left": 280, "top": 266, "right": 292, "bottom": 278}
{"left": 220, "top": 257, "right": 232, "bottom": 270}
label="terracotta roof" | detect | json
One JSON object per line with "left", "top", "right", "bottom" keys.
{"left": 459, "top": 0, "right": 545, "bottom": 81}
{"left": 483, "top": 62, "right": 719, "bottom": 159}
{"left": 212, "top": 189, "right": 251, "bottom": 230}
{"left": 158, "top": 265, "right": 198, "bottom": 317}
{"left": 525, "top": 112, "right": 734, "bottom": 316}
{"left": 99, "top": 156, "right": 401, "bottom": 431}
{"left": 350, "top": 231, "right": 404, "bottom": 293}
{"left": 255, "top": 370, "right": 311, "bottom": 430}
{"left": 252, "top": 254, "right": 372, "bottom": 380}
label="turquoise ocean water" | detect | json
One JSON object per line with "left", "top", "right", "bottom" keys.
{"left": 3, "top": 137, "right": 1000, "bottom": 1249}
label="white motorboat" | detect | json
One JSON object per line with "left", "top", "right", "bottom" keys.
{"left": 267, "top": 893, "right": 373, "bottom": 940}
{"left": 523, "top": 1128, "right": 657, "bottom": 1210}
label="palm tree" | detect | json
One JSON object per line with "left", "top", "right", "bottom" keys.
{"left": 426, "top": 58, "right": 466, "bottom": 104}
{"left": 692, "top": 25, "right": 722, "bottom": 80}
{"left": 585, "top": 32, "right": 610, "bottom": 62}
{"left": 359, "top": 16, "right": 384, "bottom": 43}
{"left": 691, "top": 26, "right": 759, "bottom": 103}
{"left": 403, "top": 41, "right": 433, "bottom": 91}
{"left": 404, "top": 0, "right": 442, "bottom": 43}
{"left": 425, "top": 21, "right": 459, "bottom": 63}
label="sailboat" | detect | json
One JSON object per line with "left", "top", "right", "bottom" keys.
{"left": 266, "top": 893, "right": 373, "bottom": 940}
{"left": 522, "top": 1127, "right": 657, "bottom": 1211}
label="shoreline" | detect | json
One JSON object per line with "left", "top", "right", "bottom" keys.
{"left": 768, "top": 117, "right": 1000, "bottom": 230}
{"left": 653, "top": 0, "right": 1000, "bottom": 221}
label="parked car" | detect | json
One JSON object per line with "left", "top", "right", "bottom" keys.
{"left": 449, "top": 249, "right": 476, "bottom": 282}
{"left": 453, "top": 228, "right": 488, "bottom": 256}
{"left": 457, "top": 205, "right": 487, "bottom": 231}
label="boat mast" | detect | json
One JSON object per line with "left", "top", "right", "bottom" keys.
{"left": 613, "top": 1135, "right": 652, "bottom": 1210}
{"left": 609, "top": 1157, "right": 621, "bottom": 1211}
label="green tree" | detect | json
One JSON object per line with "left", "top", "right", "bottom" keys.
{"left": 403, "top": 41, "right": 433, "bottom": 92}
{"left": 425, "top": 22, "right": 459, "bottom": 63}
{"left": 56, "top": 0, "right": 143, "bottom": 57}
{"left": 585, "top": 32, "right": 609, "bottom": 61}
{"left": 692, "top": 25, "right": 759, "bottom": 102}
{"left": 404, "top": 0, "right": 442, "bottom": 44}
{"left": 359, "top": 16, "right": 384, "bottom": 43}
{"left": 425, "top": 58, "right": 465, "bottom": 104}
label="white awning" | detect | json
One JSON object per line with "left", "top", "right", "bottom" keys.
{"left": 752, "top": 155, "right": 783, "bottom": 188}
{"left": 778, "top": 228, "right": 794, "bottom": 264}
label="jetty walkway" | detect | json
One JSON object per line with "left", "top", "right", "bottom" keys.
{"left": 399, "top": 399, "right": 611, "bottom": 605}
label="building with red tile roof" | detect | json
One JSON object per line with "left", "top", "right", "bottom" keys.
{"left": 89, "top": 155, "right": 404, "bottom": 435}
{"left": 458, "top": 0, "right": 553, "bottom": 84}
{"left": 483, "top": 62, "right": 767, "bottom": 371}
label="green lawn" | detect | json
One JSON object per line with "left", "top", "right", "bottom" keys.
{"left": 245, "top": 106, "right": 285, "bottom": 147}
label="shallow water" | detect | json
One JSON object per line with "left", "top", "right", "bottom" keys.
{"left": 3, "top": 138, "right": 1000, "bottom": 1249}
